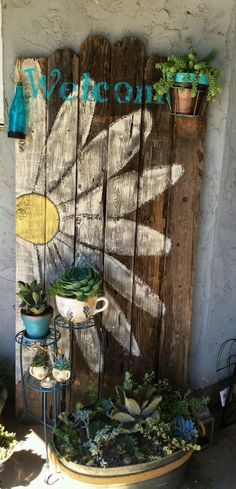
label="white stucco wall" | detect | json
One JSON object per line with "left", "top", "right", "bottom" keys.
{"left": 1, "top": 0, "right": 236, "bottom": 388}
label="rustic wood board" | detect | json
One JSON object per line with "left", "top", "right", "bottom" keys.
{"left": 159, "top": 116, "right": 206, "bottom": 387}
{"left": 15, "top": 58, "right": 47, "bottom": 416}
{"left": 15, "top": 37, "right": 207, "bottom": 416}
{"left": 73, "top": 35, "right": 111, "bottom": 404}
{"left": 130, "top": 55, "right": 174, "bottom": 379}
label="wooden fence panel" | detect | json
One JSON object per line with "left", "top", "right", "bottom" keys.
{"left": 15, "top": 37, "right": 207, "bottom": 415}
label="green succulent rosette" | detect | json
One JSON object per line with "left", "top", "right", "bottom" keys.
{"left": 49, "top": 266, "right": 102, "bottom": 302}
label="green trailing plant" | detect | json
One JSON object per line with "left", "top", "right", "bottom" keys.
{"left": 53, "top": 355, "right": 71, "bottom": 371}
{"left": 53, "top": 372, "right": 208, "bottom": 468}
{"left": 0, "top": 424, "right": 17, "bottom": 462}
{"left": 17, "top": 280, "right": 48, "bottom": 315}
{"left": 153, "top": 40, "right": 222, "bottom": 102}
{"left": 31, "top": 352, "right": 49, "bottom": 368}
{"left": 48, "top": 266, "right": 102, "bottom": 302}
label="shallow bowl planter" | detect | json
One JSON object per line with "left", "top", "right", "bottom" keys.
{"left": 55, "top": 295, "right": 108, "bottom": 324}
{"left": 49, "top": 440, "right": 192, "bottom": 489}
{"left": 29, "top": 365, "right": 49, "bottom": 380}
{"left": 52, "top": 368, "right": 71, "bottom": 383}
{"left": 21, "top": 306, "right": 53, "bottom": 339}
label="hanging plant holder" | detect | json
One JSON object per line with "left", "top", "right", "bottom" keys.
{"left": 169, "top": 85, "right": 208, "bottom": 117}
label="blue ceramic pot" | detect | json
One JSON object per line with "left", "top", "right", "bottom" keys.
{"left": 174, "top": 72, "right": 209, "bottom": 86}
{"left": 21, "top": 307, "right": 53, "bottom": 339}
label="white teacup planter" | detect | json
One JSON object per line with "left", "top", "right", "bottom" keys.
{"left": 55, "top": 295, "right": 109, "bottom": 324}
{"left": 29, "top": 365, "right": 49, "bottom": 380}
{"left": 52, "top": 368, "right": 71, "bottom": 383}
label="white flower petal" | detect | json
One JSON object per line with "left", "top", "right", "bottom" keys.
{"left": 107, "top": 109, "right": 152, "bottom": 178}
{"left": 139, "top": 164, "right": 184, "bottom": 208}
{"left": 103, "top": 291, "right": 140, "bottom": 357}
{"left": 104, "top": 255, "right": 164, "bottom": 317}
{"left": 105, "top": 219, "right": 171, "bottom": 256}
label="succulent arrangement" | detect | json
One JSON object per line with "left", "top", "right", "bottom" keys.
{"left": 53, "top": 356, "right": 71, "bottom": 371}
{"left": 153, "top": 41, "right": 222, "bottom": 102}
{"left": 54, "top": 372, "right": 208, "bottom": 468}
{"left": 0, "top": 424, "right": 17, "bottom": 463}
{"left": 31, "top": 352, "right": 49, "bottom": 368}
{"left": 17, "top": 280, "right": 48, "bottom": 315}
{"left": 49, "top": 267, "right": 102, "bottom": 301}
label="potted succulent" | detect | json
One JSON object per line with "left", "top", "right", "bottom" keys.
{"left": 49, "top": 266, "right": 108, "bottom": 324}
{"left": 17, "top": 280, "right": 53, "bottom": 339}
{"left": 29, "top": 352, "right": 50, "bottom": 380}
{"left": 153, "top": 41, "right": 222, "bottom": 115}
{"left": 52, "top": 355, "right": 71, "bottom": 383}
{"left": 0, "top": 424, "right": 17, "bottom": 469}
{"left": 49, "top": 372, "right": 209, "bottom": 488}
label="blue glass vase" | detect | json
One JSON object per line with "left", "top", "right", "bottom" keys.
{"left": 8, "top": 83, "right": 26, "bottom": 139}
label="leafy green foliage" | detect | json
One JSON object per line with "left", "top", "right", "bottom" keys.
{"left": 48, "top": 266, "right": 102, "bottom": 301}
{"left": 153, "top": 41, "right": 222, "bottom": 102}
{"left": 0, "top": 424, "right": 17, "bottom": 462}
{"left": 54, "top": 372, "right": 208, "bottom": 468}
{"left": 31, "top": 352, "right": 49, "bottom": 368}
{"left": 53, "top": 355, "right": 71, "bottom": 371}
{"left": 17, "top": 280, "right": 48, "bottom": 315}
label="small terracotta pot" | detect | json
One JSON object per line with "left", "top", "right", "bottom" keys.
{"left": 29, "top": 366, "right": 49, "bottom": 380}
{"left": 174, "top": 88, "right": 196, "bottom": 114}
{"left": 52, "top": 368, "right": 71, "bottom": 383}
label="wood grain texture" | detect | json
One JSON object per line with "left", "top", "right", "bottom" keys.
{"left": 103, "top": 37, "right": 144, "bottom": 393}
{"left": 15, "top": 40, "right": 207, "bottom": 416}
{"left": 130, "top": 55, "right": 173, "bottom": 379}
{"left": 15, "top": 58, "right": 47, "bottom": 415}
{"left": 74, "top": 36, "right": 111, "bottom": 404}
{"left": 159, "top": 116, "right": 206, "bottom": 387}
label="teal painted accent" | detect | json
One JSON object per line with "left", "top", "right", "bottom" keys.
{"left": 21, "top": 310, "right": 52, "bottom": 339}
{"left": 175, "top": 73, "right": 209, "bottom": 86}
{"left": 8, "top": 84, "right": 26, "bottom": 139}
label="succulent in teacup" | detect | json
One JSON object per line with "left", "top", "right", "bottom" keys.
{"left": 30, "top": 352, "right": 50, "bottom": 380}
{"left": 31, "top": 352, "right": 49, "bottom": 368}
{"left": 48, "top": 266, "right": 102, "bottom": 301}
{"left": 52, "top": 355, "right": 71, "bottom": 383}
{"left": 17, "top": 280, "right": 48, "bottom": 315}
{"left": 53, "top": 355, "right": 71, "bottom": 371}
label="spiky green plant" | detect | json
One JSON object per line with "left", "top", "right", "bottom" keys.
{"left": 17, "top": 280, "right": 48, "bottom": 315}
{"left": 53, "top": 355, "right": 71, "bottom": 371}
{"left": 48, "top": 266, "right": 102, "bottom": 302}
{"left": 31, "top": 352, "right": 49, "bottom": 368}
{"left": 110, "top": 372, "right": 162, "bottom": 425}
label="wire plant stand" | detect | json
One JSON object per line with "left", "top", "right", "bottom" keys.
{"left": 216, "top": 338, "right": 236, "bottom": 428}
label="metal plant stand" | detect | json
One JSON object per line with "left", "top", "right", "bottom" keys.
{"left": 15, "top": 327, "right": 74, "bottom": 483}
{"left": 54, "top": 314, "right": 106, "bottom": 401}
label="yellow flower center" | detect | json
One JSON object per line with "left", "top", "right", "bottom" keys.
{"left": 16, "top": 193, "right": 59, "bottom": 244}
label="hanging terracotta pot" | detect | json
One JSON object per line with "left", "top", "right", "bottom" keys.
{"left": 172, "top": 88, "right": 196, "bottom": 115}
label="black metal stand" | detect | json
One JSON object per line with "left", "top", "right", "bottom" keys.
{"left": 54, "top": 314, "right": 106, "bottom": 401}
{"left": 15, "top": 327, "right": 74, "bottom": 483}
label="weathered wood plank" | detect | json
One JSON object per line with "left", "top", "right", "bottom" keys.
{"left": 15, "top": 58, "right": 47, "bottom": 415}
{"left": 74, "top": 36, "right": 111, "bottom": 404}
{"left": 159, "top": 116, "right": 206, "bottom": 387}
{"left": 45, "top": 50, "right": 79, "bottom": 411}
{"left": 103, "top": 37, "right": 145, "bottom": 393}
{"left": 130, "top": 55, "right": 174, "bottom": 379}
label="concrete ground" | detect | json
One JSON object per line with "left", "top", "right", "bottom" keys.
{"left": 0, "top": 402, "right": 236, "bottom": 489}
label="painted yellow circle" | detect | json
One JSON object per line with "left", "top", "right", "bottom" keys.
{"left": 16, "top": 194, "right": 59, "bottom": 245}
